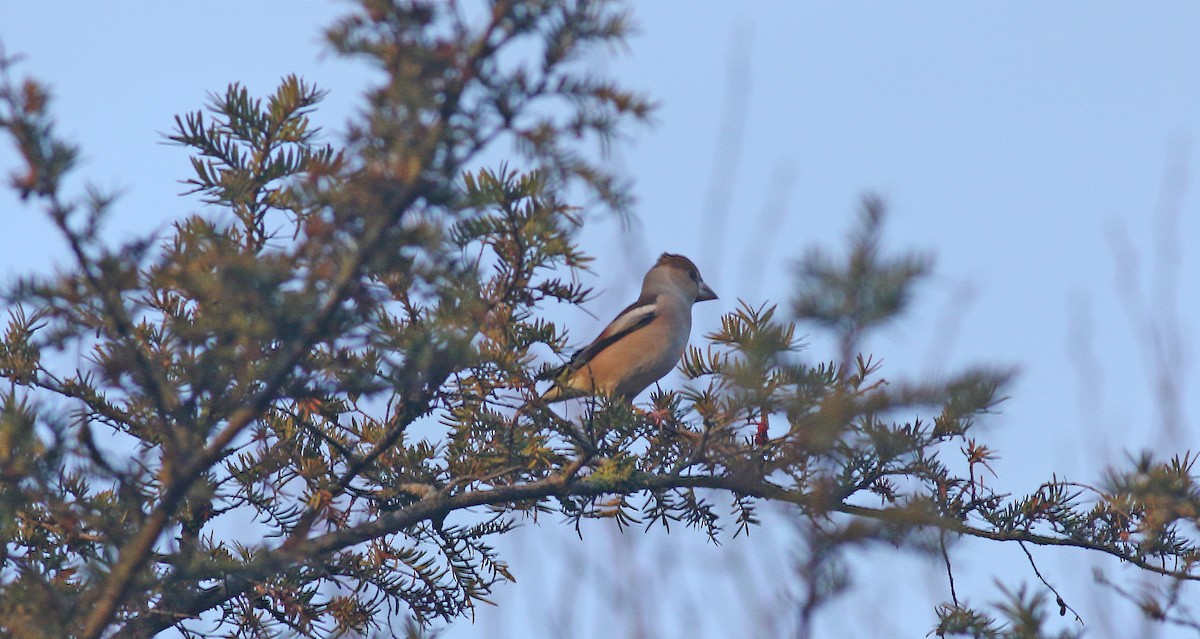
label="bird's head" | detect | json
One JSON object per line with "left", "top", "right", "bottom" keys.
{"left": 647, "top": 253, "right": 717, "bottom": 303}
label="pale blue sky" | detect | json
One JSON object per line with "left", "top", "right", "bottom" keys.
{"left": 2, "top": 3, "right": 1199, "bottom": 637}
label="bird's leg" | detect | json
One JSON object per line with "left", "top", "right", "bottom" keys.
{"left": 640, "top": 404, "right": 673, "bottom": 427}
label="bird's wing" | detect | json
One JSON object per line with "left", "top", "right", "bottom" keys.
{"left": 546, "top": 293, "right": 659, "bottom": 378}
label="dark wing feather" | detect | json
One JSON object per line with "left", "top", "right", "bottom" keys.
{"left": 543, "top": 293, "right": 659, "bottom": 379}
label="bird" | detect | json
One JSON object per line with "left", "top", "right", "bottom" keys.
{"left": 540, "top": 253, "right": 717, "bottom": 404}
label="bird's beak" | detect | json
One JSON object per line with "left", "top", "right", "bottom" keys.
{"left": 697, "top": 281, "right": 717, "bottom": 302}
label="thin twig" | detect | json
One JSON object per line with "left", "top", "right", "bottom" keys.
{"left": 941, "top": 529, "right": 959, "bottom": 606}
{"left": 1019, "top": 540, "right": 1083, "bottom": 624}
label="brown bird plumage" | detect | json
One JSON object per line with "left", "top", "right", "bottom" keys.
{"left": 541, "top": 253, "right": 717, "bottom": 402}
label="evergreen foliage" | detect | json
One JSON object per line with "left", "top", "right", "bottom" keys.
{"left": 0, "top": 3, "right": 1197, "bottom": 638}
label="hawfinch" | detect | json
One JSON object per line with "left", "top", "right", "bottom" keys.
{"left": 541, "top": 253, "right": 717, "bottom": 402}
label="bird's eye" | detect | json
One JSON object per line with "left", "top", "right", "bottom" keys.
{"left": 689, "top": 271, "right": 699, "bottom": 282}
